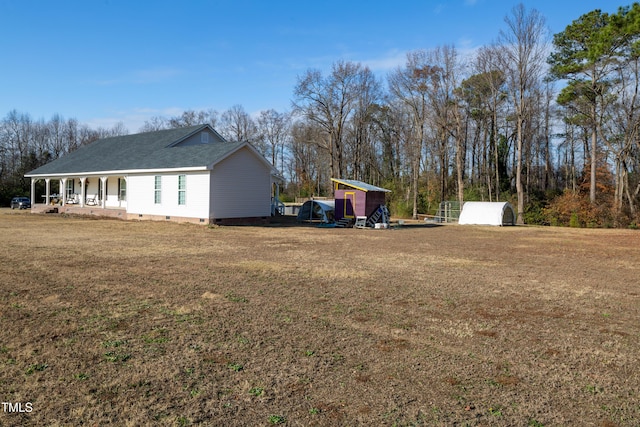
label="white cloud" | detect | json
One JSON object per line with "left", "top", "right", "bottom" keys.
{"left": 132, "top": 107, "right": 184, "bottom": 116}
{"left": 456, "top": 37, "right": 482, "bottom": 60}
{"left": 85, "top": 106, "right": 185, "bottom": 133}
{"left": 362, "top": 50, "right": 408, "bottom": 73}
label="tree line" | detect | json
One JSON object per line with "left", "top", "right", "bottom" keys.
{"left": 0, "top": 111, "right": 127, "bottom": 205}
{"left": 2, "top": 3, "right": 640, "bottom": 227}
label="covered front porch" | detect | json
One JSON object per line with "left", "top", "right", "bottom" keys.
{"left": 30, "top": 175, "right": 128, "bottom": 211}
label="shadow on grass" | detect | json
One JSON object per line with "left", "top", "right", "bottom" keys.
{"left": 266, "top": 215, "right": 444, "bottom": 229}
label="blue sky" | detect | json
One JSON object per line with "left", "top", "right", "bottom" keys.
{"left": 0, "top": 0, "right": 621, "bottom": 132}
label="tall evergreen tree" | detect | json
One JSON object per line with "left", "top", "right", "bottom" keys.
{"left": 548, "top": 8, "right": 623, "bottom": 204}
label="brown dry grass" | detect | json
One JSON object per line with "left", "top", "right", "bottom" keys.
{"left": 1, "top": 209, "right": 639, "bottom": 426}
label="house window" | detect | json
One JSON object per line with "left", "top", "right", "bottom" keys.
{"left": 154, "top": 176, "right": 162, "bottom": 204}
{"left": 118, "top": 178, "right": 127, "bottom": 201}
{"left": 178, "top": 175, "right": 186, "bottom": 205}
{"left": 201, "top": 132, "right": 209, "bottom": 144}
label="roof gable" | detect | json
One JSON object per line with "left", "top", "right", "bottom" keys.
{"left": 168, "top": 126, "right": 226, "bottom": 147}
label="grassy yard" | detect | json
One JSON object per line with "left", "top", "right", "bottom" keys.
{"left": 0, "top": 209, "right": 639, "bottom": 426}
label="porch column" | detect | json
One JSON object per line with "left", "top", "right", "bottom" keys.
{"left": 61, "top": 178, "right": 67, "bottom": 206}
{"left": 80, "top": 177, "right": 87, "bottom": 207}
{"left": 100, "top": 176, "right": 107, "bottom": 208}
{"left": 45, "top": 178, "right": 51, "bottom": 205}
{"left": 30, "top": 179, "right": 36, "bottom": 207}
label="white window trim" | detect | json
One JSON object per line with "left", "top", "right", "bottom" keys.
{"left": 178, "top": 174, "right": 186, "bottom": 205}
{"left": 154, "top": 176, "right": 162, "bottom": 204}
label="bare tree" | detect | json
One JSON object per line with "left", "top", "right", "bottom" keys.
{"left": 498, "top": 3, "right": 549, "bottom": 224}
{"left": 473, "top": 46, "right": 508, "bottom": 200}
{"left": 288, "top": 120, "right": 330, "bottom": 197}
{"left": 220, "top": 105, "right": 257, "bottom": 142}
{"left": 426, "top": 45, "right": 466, "bottom": 206}
{"left": 141, "top": 109, "right": 218, "bottom": 133}
{"left": 169, "top": 109, "right": 218, "bottom": 129}
{"left": 388, "top": 51, "right": 434, "bottom": 218}
{"left": 293, "top": 60, "right": 366, "bottom": 179}
{"left": 346, "top": 66, "right": 382, "bottom": 182}
{"left": 96, "top": 122, "right": 128, "bottom": 139}
{"left": 368, "top": 101, "right": 404, "bottom": 184}
{"left": 256, "top": 109, "right": 291, "bottom": 171}
{"left": 140, "top": 116, "right": 169, "bottom": 132}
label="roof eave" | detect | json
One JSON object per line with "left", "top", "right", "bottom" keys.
{"left": 25, "top": 166, "right": 210, "bottom": 178}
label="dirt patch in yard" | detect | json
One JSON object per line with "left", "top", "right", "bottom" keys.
{"left": 1, "top": 209, "right": 639, "bottom": 426}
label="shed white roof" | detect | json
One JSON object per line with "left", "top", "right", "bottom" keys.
{"left": 331, "top": 178, "right": 391, "bottom": 192}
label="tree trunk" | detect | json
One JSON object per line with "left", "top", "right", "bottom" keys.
{"left": 412, "top": 155, "right": 419, "bottom": 219}
{"left": 516, "top": 117, "right": 525, "bottom": 224}
{"left": 493, "top": 112, "right": 500, "bottom": 201}
{"left": 590, "top": 125, "right": 597, "bottom": 204}
{"left": 328, "top": 133, "right": 335, "bottom": 181}
{"left": 455, "top": 107, "right": 465, "bottom": 206}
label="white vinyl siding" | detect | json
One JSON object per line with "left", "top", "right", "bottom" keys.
{"left": 119, "top": 146, "right": 272, "bottom": 221}
{"left": 126, "top": 172, "right": 210, "bottom": 218}
{"left": 210, "top": 147, "right": 271, "bottom": 218}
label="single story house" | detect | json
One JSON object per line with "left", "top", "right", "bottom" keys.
{"left": 25, "top": 124, "right": 283, "bottom": 225}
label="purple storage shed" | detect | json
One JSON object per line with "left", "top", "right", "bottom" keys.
{"left": 331, "top": 178, "right": 391, "bottom": 223}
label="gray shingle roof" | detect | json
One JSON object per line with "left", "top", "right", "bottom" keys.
{"left": 26, "top": 125, "right": 245, "bottom": 176}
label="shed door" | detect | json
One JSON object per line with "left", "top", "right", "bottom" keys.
{"left": 344, "top": 191, "right": 355, "bottom": 218}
